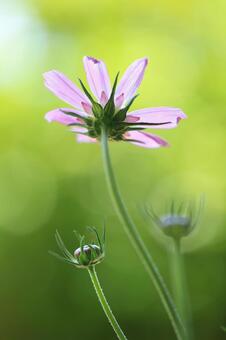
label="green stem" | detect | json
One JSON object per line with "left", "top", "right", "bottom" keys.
{"left": 100, "top": 126, "right": 186, "bottom": 340}
{"left": 171, "top": 240, "right": 193, "bottom": 340}
{"left": 88, "top": 266, "right": 127, "bottom": 340}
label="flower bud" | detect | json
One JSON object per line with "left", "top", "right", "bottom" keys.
{"left": 147, "top": 199, "right": 203, "bottom": 241}
{"left": 50, "top": 227, "right": 105, "bottom": 268}
{"left": 74, "top": 244, "right": 103, "bottom": 267}
{"left": 158, "top": 215, "right": 192, "bottom": 240}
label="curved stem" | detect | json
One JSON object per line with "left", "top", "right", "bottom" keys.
{"left": 88, "top": 266, "right": 127, "bottom": 340}
{"left": 100, "top": 126, "right": 186, "bottom": 340}
{"left": 170, "top": 240, "right": 193, "bottom": 340}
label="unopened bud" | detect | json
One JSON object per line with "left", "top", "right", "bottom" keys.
{"left": 147, "top": 198, "right": 203, "bottom": 241}
{"left": 74, "top": 244, "right": 103, "bottom": 267}
{"left": 159, "top": 215, "right": 192, "bottom": 240}
{"left": 50, "top": 227, "right": 105, "bottom": 268}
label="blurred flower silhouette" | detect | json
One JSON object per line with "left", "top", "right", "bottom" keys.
{"left": 44, "top": 56, "right": 186, "bottom": 148}
{"left": 147, "top": 199, "right": 204, "bottom": 241}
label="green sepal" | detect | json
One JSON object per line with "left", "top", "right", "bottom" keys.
{"left": 122, "top": 121, "right": 171, "bottom": 127}
{"left": 114, "top": 94, "right": 139, "bottom": 121}
{"left": 51, "top": 228, "right": 105, "bottom": 269}
{"left": 55, "top": 230, "right": 74, "bottom": 261}
{"left": 102, "top": 223, "right": 106, "bottom": 252}
{"left": 60, "top": 109, "right": 86, "bottom": 120}
{"left": 89, "top": 244, "right": 99, "bottom": 262}
{"left": 123, "top": 138, "right": 144, "bottom": 144}
{"left": 79, "top": 235, "right": 85, "bottom": 254}
{"left": 79, "top": 79, "right": 103, "bottom": 117}
{"left": 89, "top": 244, "right": 95, "bottom": 262}
{"left": 88, "top": 226, "right": 103, "bottom": 252}
{"left": 92, "top": 102, "right": 104, "bottom": 118}
{"left": 79, "top": 251, "right": 89, "bottom": 266}
{"left": 126, "top": 127, "right": 146, "bottom": 131}
{"left": 104, "top": 73, "right": 119, "bottom": 118}
{"left": 49, "top": 250, "right": 77, "bottom": 265}
{"left": 78, "top": 79, "right": 94, "bottom": 104}
{"left": 67, "top": 122, "right": 87, "bottom": 127}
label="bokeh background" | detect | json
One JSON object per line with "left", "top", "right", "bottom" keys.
{"left": 0, "top": 0, "right": 226, "bottom": 339}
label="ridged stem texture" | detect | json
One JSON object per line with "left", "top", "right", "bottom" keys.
{"left": 88, "top": 266, "right": 127, "bottom": 340}
{"left": 101, "top": 126, "right": 186, "bottom": 340}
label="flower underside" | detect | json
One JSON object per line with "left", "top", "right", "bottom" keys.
{"left": 44, "top": 56, "right": 187, "bottom": 148}
{"left": 63, "top": 75, "right": 170, "bottom": 143}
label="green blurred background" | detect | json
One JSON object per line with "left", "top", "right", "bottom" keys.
{"left": 0, "top": 0, "right": 225, "bottom": 339}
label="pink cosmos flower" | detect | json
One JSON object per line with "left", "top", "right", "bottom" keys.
{"left": 43, "top": 56, "right": 186, "bottom": 148}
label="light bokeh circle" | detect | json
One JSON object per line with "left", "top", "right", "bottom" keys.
{"left": 0, "top": 149, "right": 57, "bottom": 235}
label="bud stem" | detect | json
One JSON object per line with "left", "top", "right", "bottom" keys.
{"left": 88, "top": 266, "right": 127, "bottom": 340}
{"left": 170, "top": 240, "right": 194, "bottom": 340}
{"left": 101, "top": 126, "right": 186, "bottom": 340}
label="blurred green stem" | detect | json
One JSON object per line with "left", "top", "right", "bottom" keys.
{"left": 88, "top": 266, "right": 127, "bottom": 340}
{"left": 100, "top": 126, "right": 186, "bottom": 340}
{"left": 170, "top": 240, "right": 193, "bottom": 340}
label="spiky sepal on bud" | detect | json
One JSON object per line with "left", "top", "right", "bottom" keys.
{"left": 50, "top": 226, "right": 106, "bottom": 268}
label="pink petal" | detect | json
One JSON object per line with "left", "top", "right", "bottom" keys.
{"left": 43, "top": 70, "right": 91, "bottom": 110}
{"left": 125, "top": 115, "right": 140, "bottom": 123}
{"left": 115, "top": 93, "right": 125, "bottom": 109}
{"left": 127, "top": 107, "right": 187, "bottom": 129}
{"left": 76, "top": 134, "right": 97, "bottom": 143}
{"left": 83, "top": 56, "right": 111, "bottom": 104}
{"left": 100, "top": 91, "right": 108, "bottom": 106}
{"left": 124, "top": 131, "right": 169, "bottom": 148}
{"left": 116, "top": 58, "right": 148, "bottom": 107}
{"left": 45, "top": 108, "right": 85, "bottom": 125}
{"left": 81, "top": 102, "right": 93, "bottom": 114}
